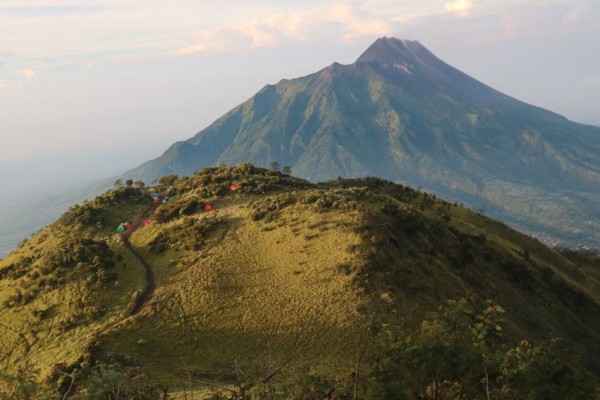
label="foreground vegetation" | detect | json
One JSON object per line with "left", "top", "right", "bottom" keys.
{"left": 1, "top": 164, "right": 599, "bottom": 398}
{"left": 1, "top": 298, "right": 597, "bottom": 399}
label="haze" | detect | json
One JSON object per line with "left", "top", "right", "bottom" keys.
{"left": 1, "top": 0, "right": 599, "bottom": 202}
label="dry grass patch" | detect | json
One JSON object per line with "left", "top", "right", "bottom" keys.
{"left": 97, "top": 202, "right": 370, "bottom": 383}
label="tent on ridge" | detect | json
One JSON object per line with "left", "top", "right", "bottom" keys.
{"left": 116, "top": 224, "right": 126, "bottom": 233}
{"left": 163, "top": 196, "right": 170, "bottom": 203}
{"left": 142, "top": 219, "right": 152, "bottom": 227}
{"left": 230, "top": 183, "right": 240, "bottom": 191}
{"left": 204, "top": 204, "right": 214, "bottom": 212}
{"left": 124, "top": 222, "right": 132, "bottom": 230}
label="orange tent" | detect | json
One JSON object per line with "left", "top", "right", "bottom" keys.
{"left": 230, "top": 183, "right": 240, "bottom": 191}
{"left": 142, "top": 219, "right": 152, "bottom": 227}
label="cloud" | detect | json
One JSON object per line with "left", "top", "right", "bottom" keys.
{"left": 169, "top": 28, "right": 254, "bottom": 56}
{"left": 22, "top": 68, "right": 35, "bottom": 79}
{"left": 328, "top": 1, "right": 393, "bottom": 42}
{"left": 0, "top": 1, "right": 450, "bottom": 68}
{"left": 3, "top": 0, "right": 598, "bottom": 74}
{"left": 391, "top": 11, "right": 430, "bottom": 23}
{"left": 492, "top": 1, "right": 600, "bottom": 41}
{"left": 445, "top": 0, "right": 475, "bottom": 13}
{"left": 583, "top": 76, "right": 600, "bottom": 87}
{"left": 0, "top": 78, "right": 7, "bottom": 89}
{"left": 169, "top": 1, "right": 400, "bottom": 56}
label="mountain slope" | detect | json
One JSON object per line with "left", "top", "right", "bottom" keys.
{"left": 1, "top": 165, "right": 600, "bottom": 395}
{"left": 122, "top": 37, "right": 600, "bottom": 248}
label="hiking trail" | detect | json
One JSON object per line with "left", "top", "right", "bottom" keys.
{"left": 118, "top": 203, "right": 159, "bottom": 316}
{"left": 121, "top": 235, "right": 155, "bottom": 316}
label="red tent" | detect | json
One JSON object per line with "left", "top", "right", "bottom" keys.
{"left": 142, "top": 219, "right": 152, "bottom": 227}
{"left": 204, "top": 204, "right": 214, "bottom": 211}
{"left": 152, "top": 198, "right": 160, "bottom": 204}
{"left": 124, "top": 223, "right": 132, "bottom": 230}
{"left": 230, "top": 183, "right": 240, "bottom": 191}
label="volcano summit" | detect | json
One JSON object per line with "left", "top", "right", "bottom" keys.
{"left": 124, "top": 37, "right": 600, "bottom": 247}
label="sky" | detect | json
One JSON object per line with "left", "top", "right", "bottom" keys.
{"left": 0, "top": 0, "right": 599, "bottom": 199}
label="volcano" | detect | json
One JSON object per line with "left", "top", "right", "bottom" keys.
{"left": 124, "top": 37, "right": 600, "bottom": 247}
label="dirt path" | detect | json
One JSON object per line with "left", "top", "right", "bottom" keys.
{"left": 62, "top": 203, "right": 158, "bottom": 398}
{"left": 118, "top": 203, "right": 159, "bottom": 316}
{"left": 122, "top": 236, "right": 156, "bottom": 316}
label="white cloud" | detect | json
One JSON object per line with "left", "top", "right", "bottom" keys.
{"left": 237, "top": 20, "right": 280, "bottom": 48}
{"left": 169, "top": 28, "right": 253, "bottom": 56}
{"left": 327, "top": 1, "right": 393, "bottom": 42}
{"left": 391, "top": 11, "right": 430, "bottom": 23}
{"left": 583, "top": 76, "right": 600, "bottom": 87}
{"left": 445, "top": 0, "right": 475, "bottom": 13}
{"left": 169, "top": 1, "right": 401, "bottom": 56}
{"left": 1, "top": 0, "right": 596, "bottom": 68}
{"left": 0, "top": 78, "right": 7, "bottom": 89}
{"left": 22, "top": 68, "right": 35, "bottom": 79}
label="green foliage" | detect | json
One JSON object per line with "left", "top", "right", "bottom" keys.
{"left": 372, "top": 299, "right": 481, "bottom": 399}
{"left": 500, "top": 339, "right": 598, "bottom": 400}
{"left": 84, "top": 363, "right": 168, "bottom": 400}
{"left": 149, "top": 217, "right": 220, "bottom": 253}
{"left": 158, "top": 175, "right": 178, "bottom": 187}
{"left": 46, "top": 237, "right": 114, "bottom": 270}
{"left": 0, "top": 363, "right": 39, "bottom": 400}
{"left": 269, "top": 160, "right": 280, "bottom": 172}
{"left": 371, "top": 299, "right": 599, "bottom": 400}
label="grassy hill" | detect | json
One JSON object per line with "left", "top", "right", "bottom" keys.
{"left": 1, "top": 164, "right": 599, "bottom": 397}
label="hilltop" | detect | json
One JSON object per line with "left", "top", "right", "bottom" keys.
{"left": 1, "top": 164, "right": 599, "bottom": 397}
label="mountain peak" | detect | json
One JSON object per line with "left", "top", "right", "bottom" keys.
{"left": 356, "top": 37, "right": 427, "bottom": 64}
{"left": 121, "top": 35, "right": 600, "bottom": 250}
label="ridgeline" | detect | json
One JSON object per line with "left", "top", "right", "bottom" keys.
{"left": 1, "top": 164, "right": 599, "bottom": 398}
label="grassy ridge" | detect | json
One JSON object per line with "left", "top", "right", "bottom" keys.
{"left": 1, "top": 164, "right": 599, "bottom": 395}
{"left": 100, "top": 200, "right": 368, "bottom": 383}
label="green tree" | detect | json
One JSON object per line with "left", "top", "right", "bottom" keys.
{"left": 158, "top": 174, "right": 178, "bottom": 186}
{"left": 372, "top": 299, "right": 483, "bottom": 399}
{"left": 471, "top": 299, "right": 506, "bottom": 400}
{"left": 113, "top": 179, "right": 123, "bottom": 188}
{"left": 282, "top": 166, "right": 292, "bottom": 175}
{"left": 125, "top": 179, "right": 134, "bottom": 187}
{"left": 270, "top": 160, "right": 280, "bottom": 172}
{"left": 0, "top": 363, "right": 39, "bottom": 400}
{"left": 134, "top": 181, "right": 145, "bottom": 189}
{"left": 371, "top": 299, "right": 599, "bottom": 400}
{"left": 500, "top": 339, "right": 597, "bottom": 400}
{"left": 87, "top": 364, "right": 167, "bottom": 400}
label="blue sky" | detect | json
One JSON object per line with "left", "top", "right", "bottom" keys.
{"left": 0, "top": 0, "right": 599, "bottom": 191}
